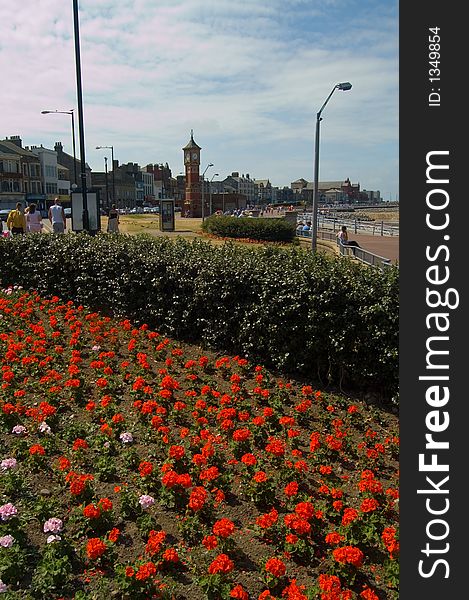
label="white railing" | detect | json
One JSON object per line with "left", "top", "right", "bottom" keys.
{"left": 298, "top": 213, "right": 399, "bottom": 237}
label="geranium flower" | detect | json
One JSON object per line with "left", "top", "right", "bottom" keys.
{"left": 0, "top": 535, "right": 14, "bottom": 548}
{"left": 139, "top": 494, "right": 156, "bottom": 510}
{"left": 333, "top": 545, "right": 364, "bottom": 568}
{"left": 208, "top": 553, "right": 234, "bottom": 574}
{"left": 11, "top": 425, "right": 27, "bottom": 435}
{"left": 213, "top": 518, "right": 236, "bottom": 538}
{"left": 230, "top": 584, "right": 249, "bottom": 599}
{"left": 119, "top": 431, "right": 133, "bottom": 444}
{"left": 0, "top": 458, "right": 17, "bottom": 471}
{"left": 265, "top": 557, "right": 286, "bottom": 578}
{"left": 0, "top": 503, "right": 18, "bottom": 521}
{"left": 135, "top": 561, "right": 157, "bottom": 580}
{"left": 86, "top": 537, "right": 107, "bottom": 560}
{"left": 43, "top": 518, "right": 63, "bottom": 533}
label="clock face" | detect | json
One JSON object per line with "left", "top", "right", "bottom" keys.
{"left": 185, "top": 152, "right": 190, "bottom": 163}
{"left": 192, "top": 152, "right": 198, "bottom": 160}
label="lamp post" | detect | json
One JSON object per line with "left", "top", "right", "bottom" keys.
{"left": 201, "top": 163, "right": 214, "bottom": 221}
{"left": 71, "top": 0, "right": 90, "bottom": 231}
{"left": 41, "top": 109, "right": 77, "bottom": 187}
{"left": 209, "top": 173, "right": 219, "bottom": 216}
{"left": 96, "top": 146, "right": 115, "bottom": 206}
{"left": 311, "top": 81, "right": 352, "bottom": 252}
{"left": 104, "top": 157, "right": 109, "bottom": 211}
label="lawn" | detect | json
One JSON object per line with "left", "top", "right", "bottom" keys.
{"left": 0, "top": 287, "right": 399, "bottom": 599}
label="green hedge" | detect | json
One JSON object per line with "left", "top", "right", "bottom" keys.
{"left": 0, "top": 233, "right": 398, "bottom": 401}
{"left": 201, "top": 215, "right": 297, "bottom": 242}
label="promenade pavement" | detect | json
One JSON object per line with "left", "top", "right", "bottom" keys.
{"left": 342, "top": 231, "right": 399, "bottom": 263}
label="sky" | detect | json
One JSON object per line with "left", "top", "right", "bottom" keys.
{"left": 0, "top": 0, "right": 398, "bottom": 200}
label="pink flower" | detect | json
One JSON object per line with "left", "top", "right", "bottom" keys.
{"left": 0, "top": 535, "right": 14, "bottom": 548}
{"left": 0, "top": 458, "right": 17, "bottom": 471}
{"left": 11, "top": 425, "right": 27, "bottom": 435}
{"left": 139, "top": 494, "right": 155, "bottom": 509}
{"left": 0, "top": 503, "right": 18, "bottom": 521}
{"left": 43, "top": 518, "right": 63, "bottom": 534}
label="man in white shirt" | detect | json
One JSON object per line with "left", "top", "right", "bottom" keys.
{"left": 48, "top": 198, "right": 66, "bottom": 234}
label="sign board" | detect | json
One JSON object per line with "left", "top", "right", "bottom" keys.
{"left": 159, "top": 199, "right": 175, "bottom": 231}
{"left": 70, "top": 190, "right": 101, "bottom": 232}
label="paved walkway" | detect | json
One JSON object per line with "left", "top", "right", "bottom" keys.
{"left": 341, "top": 231, "right": 399, "bottom": 263}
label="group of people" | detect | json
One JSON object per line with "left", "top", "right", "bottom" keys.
{"left": 2, "top": 198, "right": 120, "bottom": 236}
{"left": 3, "top": 202, "right": 45, "bottom": 236}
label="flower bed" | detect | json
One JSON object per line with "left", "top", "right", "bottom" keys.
{"left": 0, "top": 288, "right": 399, "bottom": 599}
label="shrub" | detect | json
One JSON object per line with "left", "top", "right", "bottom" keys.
{"left": 201, "top": 215, "right": 296, "bottom": 242}
{"left": 0, "top": 233, "right": 398, "bottom": 401}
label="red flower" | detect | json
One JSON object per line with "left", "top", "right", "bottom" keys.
{"left": 73, "top": 438, "right": 88, "bottom": 451}
{"left": 230, "top": 584, "right": 249, "bottom": 599}
{"left": 86, "top": 537, "right": 107, "bottom": 560}
{"left": 108, "top": 528, "right": 120, "bottom": 543}
{"left": 360, "top": 498, "right": 379, "bottom": 513}
{"left": 208, "top": 553, "right": 234, "bottom": 574}
{"left": 169, "top": 445, "right": 185, "bottom": 460}
{"left": 284, "top": 481, "right": 299, "bottom": 497}
{"left": 135, "top": 561, "right": 157, "bottom": 580}
{"left": 325, "top": 532, "right": 342, "bottom": 545}
{"left": 232, "top": 428, "right": 251, "bottom": 442}
{"left": 188, "top": 486, "right": 208, "bottom": 511}
{"left": 98, "top": 497, "right": 113, "bottom": 512}
{"left": 256, "top": 507, "right": 278, "bottom": 529}
{"left": 295, "top": 501, "right": 314, "bottom": 520}
{"left": 360, "top": 588, "right": 379, "bottom": 600}
{"left": 29, "top": 444, "right": 46, "bottom": 456}
{"left": 83, "top": 504, "right": 101, "bottom": 519}
{"left": 265, "top": 557, "right": 286, "bottom": 578}
{"left": 57, "top": 456, "right": 71, "bottom": 471}
{"left": 241, "top": 453, "right": 257, "bottom": 466}
{"left": 213, "top": 518, "right": 236, "bottom": 538}
{"left": 202, "top": 535, "right": 218, "bottom": 550}
{"left": 265, "top": 438, "right": 285, "bottom": 456}
{"left": 139, "top": 461, "right": 154, "bottom": 477}
{"left": 163, "top": 548, "right": 179, "bottom": 563}
{"left": 341, "top": 508, "right": 359, "bottom": 526}
{"left": 332, "top": 545, "right": 364, "bottom": 568}
{"left": 253, "top": 471, "right": 268, "bottom": 483}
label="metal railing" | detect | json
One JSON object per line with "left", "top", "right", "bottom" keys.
{"left": 298, "top": 213, "right": 399, "bottom": 237}
{"left": 297, "top": 228, "right": 396, "bottom": 270}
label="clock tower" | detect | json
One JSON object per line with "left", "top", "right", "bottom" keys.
{"left": 182, "top": 130, "right": 202, "bottom": 217}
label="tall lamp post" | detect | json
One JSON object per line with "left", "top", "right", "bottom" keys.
{"left": 311, "top": 81, "right": 352, "bottom": 252}
{"left": 41, "top": 109, "right": 77, "bottom": 187}
{"left": 104, "top": 157, "right": 109, "bottom": 210}
{"left": 72, "top": 0, "right": 90, "bottom": 231}
{"left": 96, "top": 146, "right": 115, "bottom": 206}
{"left": 209, "top": 173, "right": 219, "bottom": 216}
{"left": 201, "top": 162, "right": 214, "bottom": 221}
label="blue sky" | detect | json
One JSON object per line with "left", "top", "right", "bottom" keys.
{"left": 0, "top": 0, "right": 398, "bottom": 199}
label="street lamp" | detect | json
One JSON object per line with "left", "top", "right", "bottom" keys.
{"left": 209, "top": 173, "right": 219, "bottom": 216}
{"left": 201, "top": 163, "right": 214, "bottom": 221}
{"left": 41, "top": 109, "right": 77, "bottom": 187}
{"left": 104, "top": 157, "right": 109, "bottom": 211}
{"left": 311, "top": 81, "right": 352, "bottom": 252}
{"left": 96, "top": 146, "right": 115, "bottom": 206}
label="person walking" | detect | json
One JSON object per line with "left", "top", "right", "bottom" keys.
{"left": 107, "top": 204, "right": 120, "bottom": 233}
{"left": 6, "top": 203, "right": 26, "bottom": 235}
{"left": 25, "top": 203, "right": 43, "bottom": 233}
{"left": 48, "top": 198, "right": 66, "bottom": 234}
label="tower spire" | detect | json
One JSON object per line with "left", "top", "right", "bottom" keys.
{"left": 190, "top": 129, "right": 194, "bottom": 140}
